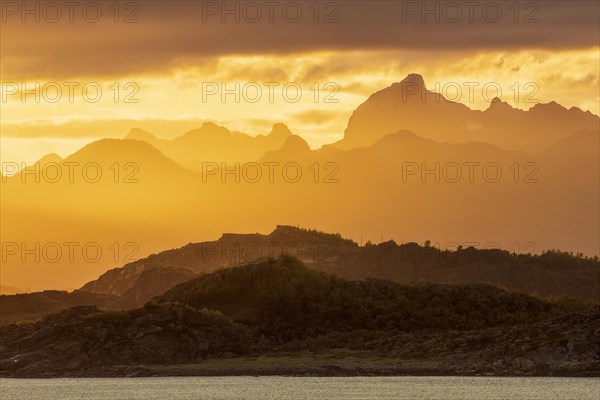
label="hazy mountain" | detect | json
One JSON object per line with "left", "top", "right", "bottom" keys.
{"left": 34, "top": 153, "right": 63, "bottom": 166}
{"left": 0, "top": 267, "right": 196, "bottom": 323}
{"left": 260, "top": 134, "right": 312, "bottom": 160}
{"left": 124, "top": 128, "right": 157, "bottom": 143}
{"left": 63, "top": 139, "right": 191, "bottom": 178}
{"left": 80, "top": 226, "right": 355, "bottom": 301}
{"left": 124, "top": 122, "right": 293, "bottom": 170}
{"left": 539, "top": 129, "right": 600, "bottom": 160}
{"left": 1, "top": 77, "right": 598, "bottom": 291}
{"left": 2, "top": 137, "right": 199, "bottom": 228}
{"left": 336, "top": 74, "right": 599, "bottom": 152}
{"left": 259, "top": 127, "right": 600, "bottom": 256}
{"left": 102, "top": 266, "right": 197, "bottom": 310}
{"left": 8, "top": 139, "right": 193, "bottom": 185}
{"left": 0, "top": 139, "right": 201, "bottom": 290}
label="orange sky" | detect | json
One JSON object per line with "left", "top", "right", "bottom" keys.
{"left": 1, "top": 1, "right": 599, "bottom": 165}
{"left": 1, "top": 1, "right": 599, "bottom": 291}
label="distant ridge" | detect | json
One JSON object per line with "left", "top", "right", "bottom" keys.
{"left": 77, "top": 226, "right": 600, "bottom": 311}
{"left": 123, "top": 122, "right": 293, "bottom": 170}
{"left": 336, "top": 73, "right": 599, "bottom": 152}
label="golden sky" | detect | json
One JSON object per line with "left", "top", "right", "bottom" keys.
{"left": 1, "top": 1, "right": 599, "bottom": 291}
{"left": 1, "top": 1, "right": 599, "bottom": 164}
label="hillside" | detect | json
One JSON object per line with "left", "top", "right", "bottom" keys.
{"left": 82, "top": 226, "right": 600, "bottom": 307}
{"left": 156, "top": 257, "right": 555, "bottom": 340}
{"left": 0, "top": 303, "right": 249, "bottom": 377}
{"left": 2, "top": 226, "right": 597, "bottom": 325}
{"left": 0, "top": 290, "right": 117, "bottom": 324}
{"left": 1, "top": 257, "right": 597, "bottom": 378}
{"left": 79, "top": 226, "right": 357, "bottom": 301}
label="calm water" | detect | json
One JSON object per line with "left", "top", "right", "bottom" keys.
{"left": 1, "top": 376, "right": 598, "bottom": 400}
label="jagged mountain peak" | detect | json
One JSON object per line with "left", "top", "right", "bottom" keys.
{"left": 488, "top": 97, "right": 514, "bottom": 111}
{"left": 393, "top": 73, "right": 426, "bottom": 90}
{"left": 281, "top": 135, "right": 310, "bottom": 152}
{"left": 268, "top": 123, "right": 293, "bottom": 138}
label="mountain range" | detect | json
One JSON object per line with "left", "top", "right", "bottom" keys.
{"left": 336, "top": 73, "right": 599, "bottom": 153}
{"left": 124, "top": 122, "right": 293, "bottom": 171}
{"left": 1, "top": 73, "right": 598, "bottom": 291}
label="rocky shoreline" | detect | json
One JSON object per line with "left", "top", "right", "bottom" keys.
{"left": 2, "top": 260, "right": 598, "bottom": 379}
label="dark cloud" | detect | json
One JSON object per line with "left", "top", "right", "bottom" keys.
{"left": 1, "top": 0, "right": 598, "bottom": 80}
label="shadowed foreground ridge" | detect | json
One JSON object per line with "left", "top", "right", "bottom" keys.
{"left": 2, "top": 226, "right": 598, "bottom": 325}
{"left": 80, "top": 226, "right": 600, "bottom": 309}
{"left": 1, "top": 257, "right": 598, "bottom": 378}
{"left": 156, "top": 256, "right": 554, "bottom": 336}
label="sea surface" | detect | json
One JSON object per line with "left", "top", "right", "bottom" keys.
{"left": 1, "top": 376, "right": 598, "bottom": 400}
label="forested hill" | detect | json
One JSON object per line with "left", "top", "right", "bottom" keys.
{"left": 2, "top": 257, "right": 597, "bottom": 378}
{"left": 157, "top": 256, "right": 555, "bottom": 339}
{"left": 82, "top": 226, "right": 600, "bottom": 304}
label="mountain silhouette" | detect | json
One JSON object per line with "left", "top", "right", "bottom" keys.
{"left": 34, "top": 153, "right": 63, "bottom": 166}
{"left": 1, "top": 76, "right": 599, "bottom": 291}
{"left": 336, "top": 73, "right": 599, "bottom": 152}
{"left": 260, "top": 134, "right": 312, "bottom": 161}
{"left": 8, "top": 139, "right": 191, "bottom": 184}
{"left": 64, "top": 139, "right": 191, "bottom": 177}
{"left": 75, "top": 226, "right": 599, "bottom": 311}
{"left": 124, "top": 122, "right": 293, "bottom": 170}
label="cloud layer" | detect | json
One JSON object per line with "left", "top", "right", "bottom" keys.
{"left": 2, "top": 1, "right": 599, "bottom": 80}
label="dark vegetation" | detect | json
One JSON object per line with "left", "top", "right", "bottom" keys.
{"left": 157, "top": 256, "right": 555, "bottom": 342}
{"left": 1, "top": 256, "right": 597, "bottom": 377}
{"left": 80, "top": 226, "right": 600, "bottom": 312}
{"left": 332, "top": 240, "right": 600, "bottom": 301}
{"left": 6, "top": 228, "right": 596, "bottom": 325}
{"left": 0, "top": 302, "right": 249, "bottom": 374}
